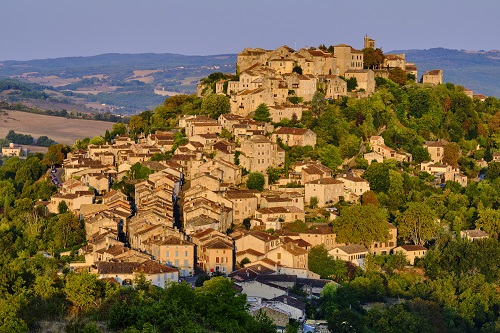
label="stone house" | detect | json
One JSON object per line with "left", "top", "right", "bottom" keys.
{"left": 149, "top": 235, "right": 195, "bottom": 277}
{"left": 191, "top": 228, "right": 234, "bottom": 274}
{"left": 297, "top": 225, "right": 337, "bottom": 250}
{"left": 239, "top": 135, "right": 284, "bottom": 173}
{"left": 337, "top": 174, "right": 370, "bottom": 196}
{"left": 393, "top": 245, "right": 428, "bottom": 265}
{"left": 226, "top": 190, "right": 258, "bottom": 224}
{"left": 48, "top": 191, "right": 94, "bottom": 214}
{"left": 234, "top": 230, "right": 280, "bottom": 254}
{"left": 344, "top": 69, "right": 375, "bottom": 93}
{"left": 255, "top": 206, "right": 305, "bottom": 224}
{"left": 422, "top": 69, "right": 443, "bottom": 85}
{"left": 268, "top": 105, "right": 304, "bottom": 123}
{"left": 319, "top": 75, "right": 348, "bottom": 99}
{"left": 370, "top": 223, "right": 397, "bottom": 255}
{"left": 329, "top": 244, "right": 369, "bottom": 267}
{"left": 272, "top": 127, "right": 317, "bottom": 147}
{"left": 265, "top": 242, "right": 308, "bottom": 270}
{"left": 305, "top": 177, "right": 344, "bottom": 207}
{"left": 333, "top": 44, "right": 364, "bottom": 76}
{"left": 460, "top": 229, "right": 489, "bottom": 241}
{"left": 423, "top": 139, "right": 448, "bottom": 163}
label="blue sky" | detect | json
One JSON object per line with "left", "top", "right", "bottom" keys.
{"left": 1, "top": 0, "right": 498, "bottom": 61}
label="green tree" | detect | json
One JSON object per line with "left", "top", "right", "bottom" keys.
{"left": 346, "top": 77, "right": 358, "bottom": 91}
{"left": 308, "top": 244, "right": 347, "bottom": 280}
{"left": 412, "top": 146, "right": 432, "bottom": 164}
{"left": 111, "top": 122, "right": 128, "bottom": 137}
{"left": 311, "top": 91, "right": 327, "bottom": 116}
{"left": 318, "top": 144, "right": 342, "bottom": 170}
{"left": 309, "top": 196, "right": 319, "bottom": 209}
{"left": 361, "top": 190, "right": 379, "bottom": 206}
{"left": 128, "top": 163, "right": 153, "bottom": 180}
{"left": 292, "top": 65, "right": 303, "bottom": 75}
{"left": 201, "top": 94, "right": 230, "bottom": 118}
{"left": 475, "top": 208, "right": 500, "bottom": 238}
{"left": 389, "top": 67, "right": 408, "bottom": 85}
{"left": 363, "top": 162, "right": 390, "bottom": 193}
{"left": 57, "top": 200, "right": 68, "bottom": 214}
{"left": 89, "top": 136, "right": 105, "bottom": 145}
{"left": 334, "top": 205, "right": 390, "bottom": 247}
{"left": 486, "top": 161, "right": 500, "bottom": 180}
{"left": 266, "top": 166, "right": 282, "bottom": 185}
{"left": 253, "top": 103, "right": 271, "bottom": 122}
{"left": 64, "top": 271, "right": 101, "bottom": 313}
{"left": 443, "top": 142, "right": 460, "bottom": 166}
{"left": 194, "top": 276, "right": 250, "bottom": 331}
{"left": 246, "top": 172, "right": 265, "bottom": 191}
{"left": 397, "top": 202, "right": 437, "bottom": 245}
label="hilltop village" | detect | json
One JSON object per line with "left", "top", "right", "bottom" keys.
{"left": 3, "top": 36, "right": 500, "bottom": 332}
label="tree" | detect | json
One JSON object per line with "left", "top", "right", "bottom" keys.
{"left": 363, "top": 47, "right": 384, "bottom": 69}
{"left": 292, "top": 65, "right": 303, "bottom": 75}
{"left": 486, "top": 161, "right": 500, "bottom": 180}
{"left": 57, "top": 200, "right": 68, "bottom": 214}
{"left": 201, "top": 94, "right": 230, "bottom": 118}
{"left": 128, "top": 163, "right": 152, "bottom": 180}
{"left": 246, "top": 172, "right": 265, "bottom": 191}
{"left": 412, "top": 146, "right": 432, "bottom": 164}
{"left": 475, "top": 208, "right": 500, "bottom": 238}
{"left": 363, "top": 162, "right": 390, "bottom": 193}
{"left": 64, "top": 271, "right": 101, "bottom": 313}
{"left": 311, "top": 91, "right": 327, "bottom": 116}
{"left": 111, "top": 123, "right": 127, "bottom": 137}
{"left": 53, "top": 212, "right": 85, "bottom": 249}
{"left": 194, "top": 277, "right": 250, "bottom": 332}
{"left": 308, "top": 244, "right": 347, "bottom": 280}
{"left": 43, "top": 144, "right": 69, "bottom": 166}
{"left": 318, "top": 144, "right": 342, "bottom": 170}
{"left": 334, "top": 205, "right": 390, "bottom": 247}
{"left": 389, "top": 67, "right": 408, "bottom": 85}
{"left": 253, "top": 103, "right": 271, "bottom": 122}
{"left": 443, "top": 142, "right": 460, "bottom": 166}
{"left": 396, "top": 202, "right": 437, "bottom": 245}
{"left": 266, "top": 166, "right": 282, "bottom": 185}
{"left": 89, "top": 136, "right": 105, "bottom": 145}
{"left": 361, "top": 190, "right": 379, "bottom": 206}
{"left": 309, "top": 196, "right": 319, "bottom": 209}
{"left": 243, "top": 217, "right": 251, "bottom": 230}
{"left": 346, "top": 77, "right": 358, "bottom": 91}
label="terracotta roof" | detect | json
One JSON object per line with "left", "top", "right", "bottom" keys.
{"left": 398, "top": 245, "right": 427, "bottom": 252}
{"left": 250, "top": 230, "right": 279, "bottom": 242}
{"left": 137, "top": 260, "right": 178, "bottom": 274}
{"left": 462, "top": 230, "right": 489, "bottom": 238}
{"left": 274, "top": 127, "right": 310, "bottom": 135}
{"left": 226, "top": 190, "right": 258, "bottom": 199}
{"left": 336, "top": 244, "right": 368, "bottom": 254}
{"left": 306, "top": 177, "right": 343, "bottom": 185}
{"left": 236, "top": 248, "right": 265, "bottom": 257}
{"left": 426, "top": 69, "right": 442, "bottom": 75}
{"left": 96, "top": 261, "right": 139, "bottom": 274}
{"left": 281, "top": 242, "right": 308, "bottom": 256}
{"left": 257, "top": 206, "right": 303, "bottom": 214}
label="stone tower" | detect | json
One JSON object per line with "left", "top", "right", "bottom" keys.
{"left": 364, "top": 35, "right": 375, "bottom": 49}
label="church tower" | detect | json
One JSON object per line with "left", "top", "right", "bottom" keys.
{"left": 364, "top": 35, "right": 375, "bottom": 49}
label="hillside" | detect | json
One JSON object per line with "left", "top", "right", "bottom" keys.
{"left": 390, "top": 48, "right": 500, "bottom": 97}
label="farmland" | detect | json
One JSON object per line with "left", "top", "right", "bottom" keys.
{"left": 0, "top": 110, "right": 114, "bottom": 146}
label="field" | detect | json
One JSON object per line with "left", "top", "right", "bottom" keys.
{"left": 0, "top": 110, "right": 114, "bottom": 146}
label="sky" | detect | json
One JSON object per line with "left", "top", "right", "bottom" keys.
{"left": 1, "top": 0, "right": 498, "bottom": 61}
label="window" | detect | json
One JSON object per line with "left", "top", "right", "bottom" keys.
{"left": 175, "top": 251, "right": 179, "bottom": 257}
{"left": 184, "top": 251, "right": 188, "bottom": 257}
{"left": 166, "top": 251, "right": 170, "bottom": 257}
{"left": 277, "top": 253, "right": 281, "bottom": 259}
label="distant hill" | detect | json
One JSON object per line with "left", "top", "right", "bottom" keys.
{"left": 389, "top": 48, "right": 500, "bottom": 97}
{"left": 0, "top": 53, "right": 237, "bottom": 114}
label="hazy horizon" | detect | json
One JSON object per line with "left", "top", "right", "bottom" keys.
{"left": 1, "top": 0, "right": 498, "bottom": 62}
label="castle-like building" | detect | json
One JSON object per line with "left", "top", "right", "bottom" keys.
{"left": 198, "top": 36, "right": 423, "bottom": 118}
